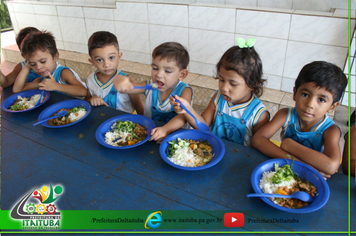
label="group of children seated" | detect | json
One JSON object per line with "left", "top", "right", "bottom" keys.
{"left": 1, "top": 27, "right": 354, "bottom": 178}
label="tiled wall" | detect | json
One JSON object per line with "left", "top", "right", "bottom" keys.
{"left": 6, "top": 0, "right": 355, "bottom": 107}
{"left": 34, "top": 0, "right": 356, "bottom": 12}
{"left": 342, "top": 31, "right": 356, "bottom": 108}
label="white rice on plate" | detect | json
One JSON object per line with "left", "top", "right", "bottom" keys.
{"left": 14, "top": 94, "right": 42, "bottom": 109}
{"left": 104, "top": 123, "right": 130, "bottom": 146}
{"left": 169, "top": 146, "right": 208, "bottom": 167}
{"left": 68, "top": 110, "right": 86, "bottom": 122}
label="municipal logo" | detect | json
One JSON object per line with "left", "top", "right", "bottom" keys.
{"left": 144, "top": 211, "right": 162, "bottom": 229}
{"left": 10, "top": 184, "right": 64, "bottom": 230}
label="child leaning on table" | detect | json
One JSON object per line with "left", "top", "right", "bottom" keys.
{"left": 342, "top": 110, "right": 355, "bottom": 177}
{"left": 1, "top": 27, "right": 40, "bottom": 88}
{"left": 171, "top": 38, "right": 270, "bottom": 146}
{"left": 113, "top": 42, "right": 192, "bottom": 143}
{"left": 85, "top": 31, "right": 144, "bottom": 115}
{"left": 252, "top": 61, "right": 348, "bottom": 178}
{"left": 12, "top": 30, "right": 87, "bottom": 97}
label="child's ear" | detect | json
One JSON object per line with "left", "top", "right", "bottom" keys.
{"left": 328, "top": 101, "right": 340, "bottom": 113}
{"left": 88, "top": 58, "right": 93, "bottom": 65}
{"left": 178, "top": 69, "right": 188, "bottom": 81}
{"left": 53, "top": 52, "right": 59, "bottom": 62}
{"left": 118, "top": 52, "right": 123, "bottom": 60}
{"left": 292, "top": 87, "right": 297, "bottom": 101}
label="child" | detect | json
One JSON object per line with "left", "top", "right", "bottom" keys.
{"left": 85, "top": 31, "right": 144, "bottom": 115}
{"left": 171, "top": 41, "right": 269, "bottom": 146}
{"left": 13, "top": 31, "right": 87, "bottom": 97}
{"left": 1, "top": 27, "right": 40, "bottom": 88}
{"left": 252, "top": 61, "right": 348, "bottom": 178}
{"left": 113, "top": 42, "right": 192, "bottom": 143}
{"left": 342, "top": 110, "right": 355, "bottom": 177}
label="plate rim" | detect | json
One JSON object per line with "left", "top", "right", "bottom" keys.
{"left": 250, "top": 158, "right": 330, "bottom": 213}
{"left": 37, "top": 99, "right": 92, "bottom": 128}
{"left": 1, "top": 89, "right": 50, "bottom": 113}
{"left": 159, "top": 129, "right": 225, "bottom": 171}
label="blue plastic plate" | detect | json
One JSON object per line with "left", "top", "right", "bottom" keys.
{"left": 95, "top": 114, "right": 156, "bottom": 149}
{"left": 250, "top": 159, "right": 330, "bottom": 213}
{"left": 37, "top": 99, "right": 91, "bottom": 128}
{"left": 1, "top": 89, "right": 50, "bottom": 113}
{"left": 159, "top": 129, "right": 225, "bottom": 171}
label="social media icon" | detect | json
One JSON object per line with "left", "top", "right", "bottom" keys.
{"left": 224, "top": 213, "right": 244, "bottom": 227}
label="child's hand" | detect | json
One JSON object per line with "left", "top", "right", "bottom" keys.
{"left": 89, "top": 96, "right": 109, "bottom": 107}
{"left": 170, "top": 95, "right": 190, "bottom": 114}
{"left": 38, "top": 72, "right": 58, "bottom": 91}
{"left": 318, "top": 171, "right": 331, "bottom": 180}
{"left": 114, "top": 75, "right": 133, "bottom": 93}
{"left": 150, "top": 127, "right": 169, "bottom": 144}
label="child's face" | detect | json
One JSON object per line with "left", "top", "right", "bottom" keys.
{"left": 26, "top": 50, "right": 58, "bottom": 77}
{"left": 218, "top": 67, "right": 253, "bottom": 105}
{"left": 89, "top": 45, "right": 122, "bottom": 77}
{"left": 151, "top": 56, "right": 187, "bottom": 92}
{"left": 293, "top": 82, "right": 339, "bottom": 125}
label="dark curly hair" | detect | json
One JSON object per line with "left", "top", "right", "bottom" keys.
{"left": 152, "top": 42, "right": 189, "bottom": 70}
{"left": 16, "top": 27, "right": 39, "bottom": 49}
{"left": 88, "top": 31, "right": 119, "bottom": 57}
{"left": 215, "top": 46, "right": 265, "bottom": 97}
{"left": 295, "top": 61, "right": 347, "bottom": 104}
{"left": 21, "top": 30, "right": 58, "bottom": 59}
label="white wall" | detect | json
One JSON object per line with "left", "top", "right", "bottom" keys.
{"left": 6, "top": 0, "right": 355, "bottom": 106}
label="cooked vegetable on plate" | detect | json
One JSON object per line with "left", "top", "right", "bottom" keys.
{"left": 105, "top": 120, "right": 147, "bottom": 146}
{"left": 259, "top": 159, "right": 317, "bottom": 209}
{"left": 48, "top": 106, "right": 87, "bottom": 126}
{"left": 9, "top": 94, "right": 42, "bottom": 111}
{"left": 167, "top": 138, "right": 214, "bottom": 167}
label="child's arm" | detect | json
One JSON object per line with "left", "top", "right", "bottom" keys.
{"left": 39, "top": 69, "right": 87, "bottom": 97}
{"left": 252, "top": 110, "right": 270, "bottom": 134}
{"left": 129, "top": 93, "right": 144, "bottom": 115}
{"left": 2, "top": 63, "right": 22, "bottom": 88}
{"left": 280, "top": 125, "right": 342, "bottom": 175}
{"left": 13, "top": 63, "right": 41, "bottom": 93}
{"left": 342, "top": 126, "right": 355, "bottom": 177}
{"left": 251, "top": 108, "right": 296, "bottom": 159}
{"left": 171, "top": 93, "right": 216, "bottom": 129}
{"left": 113, "top": 74, "right": 146, "bottom": 94}
{"left": 150, "top": 88, "right": 193, "bottom": 143}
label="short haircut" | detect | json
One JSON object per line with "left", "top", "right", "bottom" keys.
{"left": 152, "top": 42, "right": 189, "bottom": 70}
{"left": 16, "top": 27, "right": 39, "bottom": 49}
{"left": 215, "top": 45, "right": 265, "bottom": 97}
{"left": 21, "top": 31, "right": 58, "bottom": 59}
{"left": 88, "top": 31, "right": 119, "bottom": 57}
{"left": 295, "top": 61, "right": 347, "bottom": 103}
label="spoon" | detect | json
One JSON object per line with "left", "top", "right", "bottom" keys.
{"left": 170, "top": 94, "right": 210, "bottom": 132}
{"left": 133, "top": 83, "right": 158, "bottom": 90}
{"left": 247, "top": 191, "right": 313, "bottom": 202}
{"left": 33, "top": 110, "right": 68, "bottom": 126}
{"left": 35, "top": 90, "right": 45, "bottom": 106}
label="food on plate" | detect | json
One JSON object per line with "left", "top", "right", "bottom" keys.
{"left": 259, "top": 160, "right": 317, "bottom": 209}
{"left": 105, "top": 120, "right": 147, "bottom": 146}
{"left": 47, "top": 107, "right": 87, "bottom": 126}
{"left": 9, "top": 94, "right": 42, "bottom": 111}
{"left": 167, "top": 138, "right": 214, "bottom": 167}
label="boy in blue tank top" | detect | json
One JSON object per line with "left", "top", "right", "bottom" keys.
{"left": 13, "top": 31, "right": 87, "bottom": 97}
{"left": 252, "top": 61, "right": 348, "bottom": 179}
{"left": 85, "top": 31, "right": 144, "bottom": 115}
{"left": 1, "top": 27, "right": 40, "bottom": 88}
{"left": 113, "top": 42, "right": 192, "bottom": 143}
{"left": 171, "top": 39, "right": 270, "bottom": 146}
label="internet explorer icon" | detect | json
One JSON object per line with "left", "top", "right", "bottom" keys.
{"left": 144, "top": 211, "right": 162, "bottom": 229}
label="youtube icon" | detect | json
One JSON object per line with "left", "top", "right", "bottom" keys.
{"left": 224, "top": 213, "right": 244, "bottom": 227}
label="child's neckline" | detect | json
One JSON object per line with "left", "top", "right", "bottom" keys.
{"left": 95, "top": 69, "right": 119, "bottom": 85}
